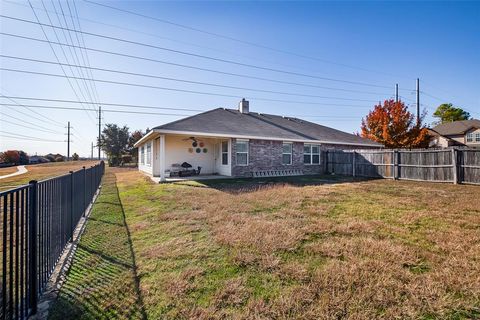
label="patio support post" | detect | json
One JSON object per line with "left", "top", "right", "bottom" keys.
{"left": 160, "top": 134, "right": 166, "bottom": 182}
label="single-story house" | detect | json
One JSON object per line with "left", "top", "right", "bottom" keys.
{"left": 29, "top": 155, "right": 50, "bottom": 164}
{"left": 429, "top": 119, "right": 480, "bottom": 148}
{"left": 134, "top": 99, "right": 382, "bottom": 181}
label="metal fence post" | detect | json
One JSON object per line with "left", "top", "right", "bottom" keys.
{"left": 69, "top": 171, "right": 74, "bottom": 240}
{"left": 28, "top": 180, "right": 38, "bottom": 315}
{"left": 82, "top": 166, "right": 86, "bottom": 217}
{"left": 452, "top": 148, "right": 458, "bottom": 184}
{"left": 90, "top": 166, "right": 94, "bottom": 203}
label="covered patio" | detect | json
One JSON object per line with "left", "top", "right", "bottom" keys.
{"left": 138, "top": 132, "right": 232, "bottom": 182}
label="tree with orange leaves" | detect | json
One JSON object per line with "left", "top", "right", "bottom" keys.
{"left": 361, "top": 100, "right": 431, "bottom": 148}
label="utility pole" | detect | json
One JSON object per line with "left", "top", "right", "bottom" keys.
{"left": 91, "top": 142, "right": 94, "bottom": 159}
{"left": 416, "top": 78, "right": 420, "bottom": 126}
{"left": 395, "top": 84, "right": 399, "bottom": 102}
{"left": 98, "top": 106, "right": 101, "bottom": 160}
{"left": 67, "top": 121, "right": 71, "bottom": 161}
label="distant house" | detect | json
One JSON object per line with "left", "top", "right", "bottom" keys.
{"left": 134, "top": 99, "right": 381, "bottom": 181}
{"left": 429, "top": 119, "right": 480, "bottom": 148}
{"left": 29, "top": 156, "right": 49, "bottom": 164}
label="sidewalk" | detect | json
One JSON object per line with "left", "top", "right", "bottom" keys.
{"left": 0, "top": 165, "right": 28, "bottom": 180}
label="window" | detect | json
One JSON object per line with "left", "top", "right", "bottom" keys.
{"left": 221, "top": 141, "right": 228, "bottom": 165}
{"left": 140, "top": 146, "right": 145, "bottom": 164}
{"left": 476, "top": 133, "right": 480, "bottom": 142}
{"left": 146, "top": 143, "right": 152, "bottom": 166}
{"left": 282, "top": 142, "right": 292, "bottom": 165}
{"left": 466, "top": 133, "right": 474, "bottom": 142}
{"left": 304, "top": 144, "right": 320, "bottom": 164}
{"left": 236, "top": 140, "right": 249, "bottom": 165}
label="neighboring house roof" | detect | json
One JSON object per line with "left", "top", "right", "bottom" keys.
{"left": 141, "top": 108, "right": 381, "bottom": 147}
{"left": 431, "top": 119, "right": 480, "bottom": 136}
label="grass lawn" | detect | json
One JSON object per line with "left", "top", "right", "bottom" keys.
{"left": 50, "top": 168, "right": 480, "bottom": 319}
{"left": 0, "top": 161, "right": 99, "bottom": 191}
{"left": 0, "top": 166, "right": 19, "bottom": 176}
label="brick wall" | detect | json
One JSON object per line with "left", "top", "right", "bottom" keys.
{"left": 231, "top": 139, "right": 326, "bottom": 177}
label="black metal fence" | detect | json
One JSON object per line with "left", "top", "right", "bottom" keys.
{"left": 0, "top": 161, "right": 105, "bottom": 319}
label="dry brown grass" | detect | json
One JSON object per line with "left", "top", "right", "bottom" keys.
{"left": 112, "top": 170, "right": 480, "bottom": 319}
{"left": 0, "top": 160, "right": 99, "bottom": 191}
{"left": 0, "top": 166, "right": 19, "bottom": 176}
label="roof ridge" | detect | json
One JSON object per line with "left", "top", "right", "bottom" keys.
{"left": 154, "top": 108, "right": 222, "bottom": 130}
{"left": 247, "top": 113, "right": 315, "bottom": 140}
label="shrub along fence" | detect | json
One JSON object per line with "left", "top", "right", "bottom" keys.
{"left": 326, "top": 148, "right": 480, "bottom": 185}
{"left": 0, "top": 161, "right": 105, "bottom": 319}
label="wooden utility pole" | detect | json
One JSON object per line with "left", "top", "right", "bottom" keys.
{"left": 395, "top": 84, "right": 399, "bottom": 102}
{"left": 67, "top": 121, "right": 71, "bottom": 161}
{"left": 98, "top": 106, "right": 101, "bottom": 160}
{"left": 416, "top": 78, "right": 420, "bottom": 125}
{"left": 91, "top": 142, "right": 94, "bottom": 159}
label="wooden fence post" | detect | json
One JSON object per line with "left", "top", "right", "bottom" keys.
{"left": 393, "top": 150, "right": 398, "bottom": 180}
{"left": 352, "top": 151, "right": 356, "bottom": 177}
{"left": 452, "top": 148, "right": 458, "bottom": 184}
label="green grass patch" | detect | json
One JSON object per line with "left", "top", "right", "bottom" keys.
{"left": 48, "top": 172, "right": 146, "bottom": 320}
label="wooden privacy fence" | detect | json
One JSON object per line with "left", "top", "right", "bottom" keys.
{"left": 325, "top": 148, "right": 480, "bottom": 185}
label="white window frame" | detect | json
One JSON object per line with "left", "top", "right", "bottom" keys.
{"left": 235, "top": 139, "right": 249, "bottom": 166}
{"left": 475, "top": 133, "right": 480, "bottom": 142}
{"left": 140, "top": 146, "right": 145, "bottom": 164}
{"left": 282, "top": 142, "right": 292, "bottom": 165}
{"left": 466, "top": 132, "right": 474, "bottom": 143}
{"left": 304, "top": 144, "right": 320, "bottom": 165}
{"left": 146, "top": 142, "right": 152, "bottom": 166}
{"left": 221, "top": 140, "right": 229, "bottom": 165}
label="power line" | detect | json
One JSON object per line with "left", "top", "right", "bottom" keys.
{"left": 27, "top": 1, "right": 97, "bottom": 124}
{"left": 83, "top": 0, "right": 411, "bottom": 80}
{"left": 0, "top": 134, "right": 65, "bottom": 142}
{"left": 0, "top": 102, "right": 367, "bottom": 120}
{"left": 0, "top": 93, "right": 65, "bottom": 127}
{"left": 40, "top": 0, "right": 98, "bottom": 115}
{"left": 0, "top": 31, "right": 391, "bottom": 96}
{"left": 1, "top": 95, "right": 205, "bottom": 112}
{"left": 0, "top": 102, "right": 192, "bottom": 116}
{"left": 1, "top": 55, "right": 381, "bottom": 103}
{"left": 4, "top": 0, "right": 394, "bottom": 80}
{"left": 1, "top": 14, "right": 394, "bottom": 89}
{"left": 70, "top": 0, "right": 102, "bottom": 105}
{"left": 0, "top": 108, "right": 64, "bottom": 134}
{"left": 0, "top": 130, "right": 65, "bottom": 142}
{"left": 0, "top": 118, "right": 63, "bottom": 134}
{"left": 421, "top": 90, "right": 479, "bottom": 116}
{"left": 1, "top": 67, "right": 378, "bottom": 107}
{"left": 64, "top": 0, "right": 101, "bottom": 107}
{"left": 54, "top": 0, "right": 99, "bottom": 110}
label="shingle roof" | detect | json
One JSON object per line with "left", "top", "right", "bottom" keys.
{"left": 431, "top": 119, "right": 480, "bottom": 136}
{"left": 154, "top": 108, "right": 381, "bottom": 147}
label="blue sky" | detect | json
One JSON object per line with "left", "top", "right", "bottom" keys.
{"left": 1, "top": 0, "right": 479, "bottom": 157}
